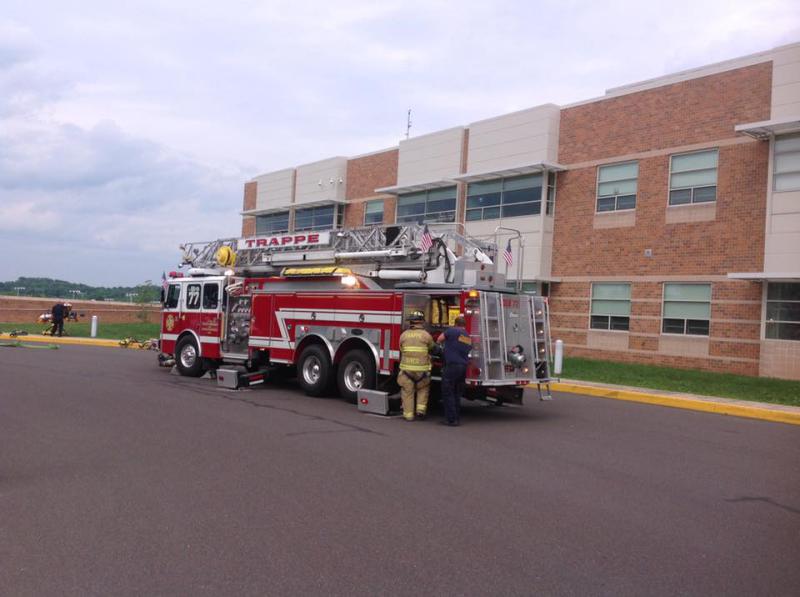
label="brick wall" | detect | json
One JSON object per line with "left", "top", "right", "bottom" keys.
{"left": 241, "top": 181, "right": 257, "bottom": 235}
{"left": 550, "top": 63, "right": 772, "bottom": 376}
{"left": 344, "top": 149, "right": 398, "bottom": 227}
{"left": 559, "top": 62, "right": 772, "bottom": 163}
{"left": 552, "top": 142, "right": 768, "bottom": 276}
{"left": 0, "top": 296, "right": 161, "bottom": 324}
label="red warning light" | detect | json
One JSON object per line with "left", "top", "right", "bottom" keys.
{"left": 360, "top": 398, "right": 368, "bottom": 404}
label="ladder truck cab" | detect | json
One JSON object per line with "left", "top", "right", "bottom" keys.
{"left": 158, "top": 224, "right": 555, "bottom": 405}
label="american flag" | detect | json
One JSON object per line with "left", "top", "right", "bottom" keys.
{"left": 419, "top": 224, "right": 433, "bottom": 252}
{"left": 503, "top": 239, "right": 513, "bottom": 266}
{"left": 161, "top": 271, "right": 168, "bottom": 291}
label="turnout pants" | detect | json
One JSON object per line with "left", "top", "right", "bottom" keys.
{"left": 441, "top": 363, "right": 466, "bottom": 424}
{"left": 52, "top": 319, "right": 64, "bottom": 337}
{"left": 397, "top": 370, "right": 430, "bottom": 420}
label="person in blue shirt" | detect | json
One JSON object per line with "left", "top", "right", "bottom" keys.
{"left": 437, "top": 314, "right": 472, "bottom": 426}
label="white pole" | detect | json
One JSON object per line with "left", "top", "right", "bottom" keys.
{"left": 90, "top": 315, "right": 98, "bottom": 338}
{"left": 554, "top": 339, "right": 564, "bottom": 375}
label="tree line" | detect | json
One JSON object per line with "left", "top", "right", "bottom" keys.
{"left": 0, "top": 277, "right": 160, "bottom": 303}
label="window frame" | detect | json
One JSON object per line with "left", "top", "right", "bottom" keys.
{"left": 164, "top": 284, "right": 181, "bottom": 310}
{"left": 465, "top": 174, "right": 543, "bottom": 222}
{"left": 596, "top": 161, "right": 638, "bottom": 213}
{"left": 395, "top": 187, "right": 457, "bottom": 224}
{"left": 590, "top": 282, "right": 632, "bottom": 332}
{"left": 668, "top": 148, "right": 719, "bottom": 206}
{"left": 185, "top": 283, "right": 202, "bottom": 311}
{"left": 255, "top": 211, "right": 290, "bottom": 235}
{"left": 202, "top": 282, "right": 220, "bottom": 311}
{"left": 293, "top": 204, "right": 338, "bottom": 232}
{"left": 364, "top": 199, "right": 384, "bottom": 225}
{"left": 661, "top": 282, "right": 712, "bottom": 336}
{"left": 773, "top": 133, "right": 800, "bottom": 192}
{"left": 765, "top": 282, "right": 800, "bottom": 341}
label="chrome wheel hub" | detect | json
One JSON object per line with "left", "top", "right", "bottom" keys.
{"left": 180, "top": 344, "right": 197, "bottom": 369}
{"left": 343, "top": 361, "right": 365, "bottom": 393}
{"left": 302, "top": 356, "right": 322, "bottom": 385}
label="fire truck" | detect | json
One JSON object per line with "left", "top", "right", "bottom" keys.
{"left": 158, "top": 223, "right": 554, "bottom": 405}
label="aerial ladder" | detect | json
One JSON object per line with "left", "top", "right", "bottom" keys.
{"left": 177, "top": 223, "right": 499, "bottom": 288}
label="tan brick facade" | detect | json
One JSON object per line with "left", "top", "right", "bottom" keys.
{"left": 344, "top": 149, "right": 398, "bottom": 227}
{"left": 558, "top": 62, "right": 772, "bottom": 163}
{"left": 550, "top": 64, "right": 773, "bottom": 376}
{"left": 241, "top": 181, "right": 257, "bottom": 235}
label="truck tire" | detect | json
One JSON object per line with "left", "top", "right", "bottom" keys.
{"left": 175, "top": 336, "right": 205, "bottom": 377}
{"left": 337, "top": 349, "right": 376, "bottom": 404}
{"left": 297, "top": 344, "right": 333, "bottom": 397}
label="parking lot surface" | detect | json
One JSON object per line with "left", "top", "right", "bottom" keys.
{"left": 2, "top": 345, "right": 799, "bottom": 596}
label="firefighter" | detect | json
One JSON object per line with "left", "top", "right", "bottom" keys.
{"left": 51, "top": 302, "right": 65, "bottom": 337}
{"left": 437, "top": 314, "right": 471, "bottom": 426}
{"left": 397, "top": 310, "right": 435, "bottom": 421}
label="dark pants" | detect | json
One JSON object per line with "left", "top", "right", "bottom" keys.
{"left": 441, "top": 362, "right": 466, "bottom": 424}
{"left": 52, "top": 318, "right": 64, "bottom": 337}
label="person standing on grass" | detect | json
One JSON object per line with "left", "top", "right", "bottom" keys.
{"left": 51, "top": 302, "right": 65, "bottom": 337}
{"left": 437, "top": 314, "right": 471, "bottom": 427}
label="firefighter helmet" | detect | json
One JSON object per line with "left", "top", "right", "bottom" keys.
{"left": 407, "top": 310, "right": 425, "bottom": 323}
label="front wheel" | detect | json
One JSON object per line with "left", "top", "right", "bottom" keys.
{"left": 175, "top": 336, "right": 205, "bottom": 377}
{"left": 337, "top": 349, "right": 376, "bottom": 404}
{"left": 297, "top": 345, "right": 333, "bottom": 397}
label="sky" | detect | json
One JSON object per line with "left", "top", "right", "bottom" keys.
{"left": 1, "top": 0, "right": 798, "bottom": 287}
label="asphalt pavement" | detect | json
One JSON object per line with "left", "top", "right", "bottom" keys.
{"left": 1, "top": 344, "right": 799, "bottom": 596}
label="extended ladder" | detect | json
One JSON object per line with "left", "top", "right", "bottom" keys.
{"left": 179, "top": 223, "right": 498, "bottom": 278}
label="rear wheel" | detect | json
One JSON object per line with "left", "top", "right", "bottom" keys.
{"left": 297, "top": 345, "right": 333, "bottom": 397}
{"left": 175, "top": 336, "right": 205, "bottom": 377}
{"left": 337, "top": 349, "right": 376, "bottom": 404}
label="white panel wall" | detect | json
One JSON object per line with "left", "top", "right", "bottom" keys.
{"left": 766, "top": 186, "right": 800, "bottom": 272}
{"left": 770, "top": 45, "right": 800, "bottom": 119}
{"left": 467, "top": 104, "right": 560, "bottom": 173}
{"left": 464, "top": 216, "right": 549, "bottom": 280}
{"left": 254, "top": 168, "right": 295, "bottom": 211}
{"left": 397, "top": 127, "right": 464, "bottom": 185}
{"left": 295, "top": 157, "right": 347, "bottom": 206}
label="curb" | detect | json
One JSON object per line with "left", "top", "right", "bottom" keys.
{"left": 0, "top": 334, "right": 121, "bottom": 348}
{"left": 550, "top": 381, "right": 800, "bottom": 426}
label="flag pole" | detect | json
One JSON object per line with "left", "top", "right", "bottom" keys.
{"left": 493, "top": 225, "right": 523, "bottom": 293}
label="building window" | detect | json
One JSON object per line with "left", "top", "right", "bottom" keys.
{"left": 669, "top": 149, "right": 718, "bottom": 205}
{"left": 396, "top": 187, "right": 456, "bottom": 224}
{"left": 294, "top": 205, "right": 338, "bottom": 231}
{"left": 597, "top": 162, "right": 638, "bottom": 212}
{"left": 662, "top": 283, "right": 711, "bottom": 335}
{"left": 766, "top": 282, "right": 800, "bottom": 341}
{"left": 255, "top": 211, "right": 289, "bottom": 235}
{"left": 505, "top": 281, "right": 546, "bottom": 295}
{"left": 364, "top": 200, "right": 384, "bottom": 225}
{"left": 466, "top": 174, "right": 543, "bottom": 221}
{"left": 546, "top": 171, "right": 556, "bottom": 215}
{"left": 590, "top": 283, "right": 631, "bottom": 330}
{"left": 774, "top": 133, "right": 800, "bottom": 192}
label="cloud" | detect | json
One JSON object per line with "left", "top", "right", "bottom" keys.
{"left": 0, "top": 1, "right": 798, "bottom": 286}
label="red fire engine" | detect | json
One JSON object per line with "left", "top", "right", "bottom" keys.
{"left": 158, "top": 224, "right": 554, "bottom": 405}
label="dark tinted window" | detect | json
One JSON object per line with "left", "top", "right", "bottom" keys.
{"left": 165, "top": 284, "right": 180, "bottom": 309}
{"left": 203, "top": 283, "right": 219, "bottom": 309}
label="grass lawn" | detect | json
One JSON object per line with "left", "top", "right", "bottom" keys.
{"left": 561, "top": 356, "right": 800, "bottom": 407}
{"left": 0, "top": 322, "right": 160, "bottom": 340}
